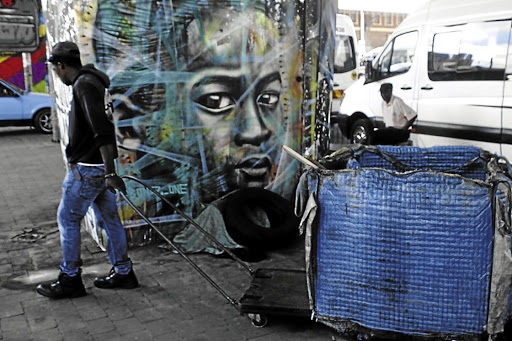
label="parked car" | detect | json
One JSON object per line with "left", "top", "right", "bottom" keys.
{"left": 0, "top": 79, "right": 54, "bottom": 133}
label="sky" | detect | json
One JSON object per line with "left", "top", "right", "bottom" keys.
{"left": 338, "top": 0, "right": 428, "bottom": 14}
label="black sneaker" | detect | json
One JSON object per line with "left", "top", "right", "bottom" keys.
{"left": 36, "top": 272, "right": 87, "bottom": 299}
{"left": 93, "top": 267, "right": 139, "bottom": 289}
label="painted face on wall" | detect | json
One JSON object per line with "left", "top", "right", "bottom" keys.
{"left": 186, "top": 8, "right": 285, "bottom": 193}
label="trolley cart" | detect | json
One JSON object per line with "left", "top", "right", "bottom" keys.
{"left": 120, "top": 175, "right": 311, "bottom": 327}
{"left": 238, "top": 268, "right": 311, "bottom": 327}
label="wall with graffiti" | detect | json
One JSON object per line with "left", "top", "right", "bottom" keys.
{"left": 44, "top": 0, "right": 335, "bottom": 250}
{"left": 0, "top": 8, "right": 48, "bottom": 93}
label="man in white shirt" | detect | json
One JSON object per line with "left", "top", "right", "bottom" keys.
{"left": 380, "top": 83, "right": 417, "bottom": 129}
{"left": 372, "top": 83, "right": 417, "bottom": 145}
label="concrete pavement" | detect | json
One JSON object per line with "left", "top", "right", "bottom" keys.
{"left": 0, "top": 127, "right": 342, "bottom": 341}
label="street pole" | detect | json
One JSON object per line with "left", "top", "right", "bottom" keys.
{"left": 22, "top": 52, "right": 33, "bottom": 92}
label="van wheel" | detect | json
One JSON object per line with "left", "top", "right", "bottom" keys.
{"left": 350, "top": 119, "right": 373, "bottom": 144}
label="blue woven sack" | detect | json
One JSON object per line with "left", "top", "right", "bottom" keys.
{"left": 303, "top": 145, "right": 512, "bottom": 338}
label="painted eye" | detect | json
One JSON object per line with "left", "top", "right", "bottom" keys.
{"left": 257, "top": 92, "right": 279, "bottom": 110}
{"left": 195, "top": 94, "right": 236, "bottom": 112}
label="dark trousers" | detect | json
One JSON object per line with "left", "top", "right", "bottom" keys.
{"left": 372, "top": 127, "right": 410, "bottom": 145}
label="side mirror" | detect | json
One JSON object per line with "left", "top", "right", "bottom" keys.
{"left": 364, "top": 62, "right": 375, "bottom": 83}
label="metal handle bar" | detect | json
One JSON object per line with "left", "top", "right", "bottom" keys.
{"left": 120, "top": 175, "right": 254, "bottom": 275}
{"left": 118, "top": 175, "right": 267, "bottom": 308}
{"left": 118, "top": 187, "right": 239, "bottom": 308}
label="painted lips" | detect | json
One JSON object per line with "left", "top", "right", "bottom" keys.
{"left": 235, "top": 155, "right": 272, "bottom": 183}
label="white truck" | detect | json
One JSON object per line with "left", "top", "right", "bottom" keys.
{"left": 331, "top": 13, "right": 359, "bottom": 116}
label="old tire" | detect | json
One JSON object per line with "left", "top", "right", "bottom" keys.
{"left": 223, "top": 188, "right": 299, "bottom": 250}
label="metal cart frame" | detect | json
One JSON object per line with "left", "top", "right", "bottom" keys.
{"left": 120, "top": 175, "right": 311, "bottom": 327}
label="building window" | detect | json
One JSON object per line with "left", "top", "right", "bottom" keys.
{"left": 396, "top": 14, "right": 406, "bottom": 25}
{"left": 372, "top": 13, "right": 382, "bottom": 26}
{"left": 348, "top": 11, "right": 358, "bottom": 25}
{"left": 384, "top": 13, "right": 393, "bottom": 27}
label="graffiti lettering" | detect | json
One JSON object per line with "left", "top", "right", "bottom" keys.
{"left": 134, "top": 183, "right": 188, "bottom": 199}
{"left": 156, "top": 184, "right": 188, "bottom": 196}
{"left": 0, "top": 23, "right": 35, "bottom": 44}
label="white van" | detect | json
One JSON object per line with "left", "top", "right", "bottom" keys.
{"left": 332, "top": 14, "right": 359, "bottom": 115}
{"left": 337, "top": 0, "right": 512, "bottom": 158}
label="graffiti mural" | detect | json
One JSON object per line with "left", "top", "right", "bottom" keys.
{"left": 0, "top": 9, "right": 48, "bottom": 93}
{"left": 44, "top": 0, "right": 334, "bottom": 250}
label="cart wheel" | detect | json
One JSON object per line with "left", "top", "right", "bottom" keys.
{"left": 356, "top": 332, "right": 374, "bottom": 341}
{"left": 249, "top": 313, "right": 268, "bottom": 328}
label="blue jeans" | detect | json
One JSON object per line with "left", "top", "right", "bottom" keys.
{"left": 58, "top": 163, "right": 132, "bottom": 276}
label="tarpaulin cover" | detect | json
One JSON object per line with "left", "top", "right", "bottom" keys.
{"left": 302, "top": 145, "right": 512, "bottom": 337}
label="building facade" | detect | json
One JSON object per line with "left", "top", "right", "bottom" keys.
{"left": 340, "top": 9, "right": 407, "bottom": 53}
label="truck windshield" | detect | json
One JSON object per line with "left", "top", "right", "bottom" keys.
{"left": 334, "top": 34, "right": 357, "bottom": 73}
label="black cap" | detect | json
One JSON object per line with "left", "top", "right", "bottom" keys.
{"left": 380, "top": 83, "right": 393, "bottom": 92}
{"left": 48, "top": 41, "right": 81, "bottom": 63}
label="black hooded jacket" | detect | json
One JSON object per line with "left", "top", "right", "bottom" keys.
{"left": 67, "top": 64, "right": 118, "bottom": 164}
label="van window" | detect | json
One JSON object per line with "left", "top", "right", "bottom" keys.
{"left": 378, "top": 31, "right": 418, "bottom": 78}
{"left": 429, "top": 20, "right": 511, "bottom": 81}
{"left": 505, "top": 23, "right": 512, "bottom": 79}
